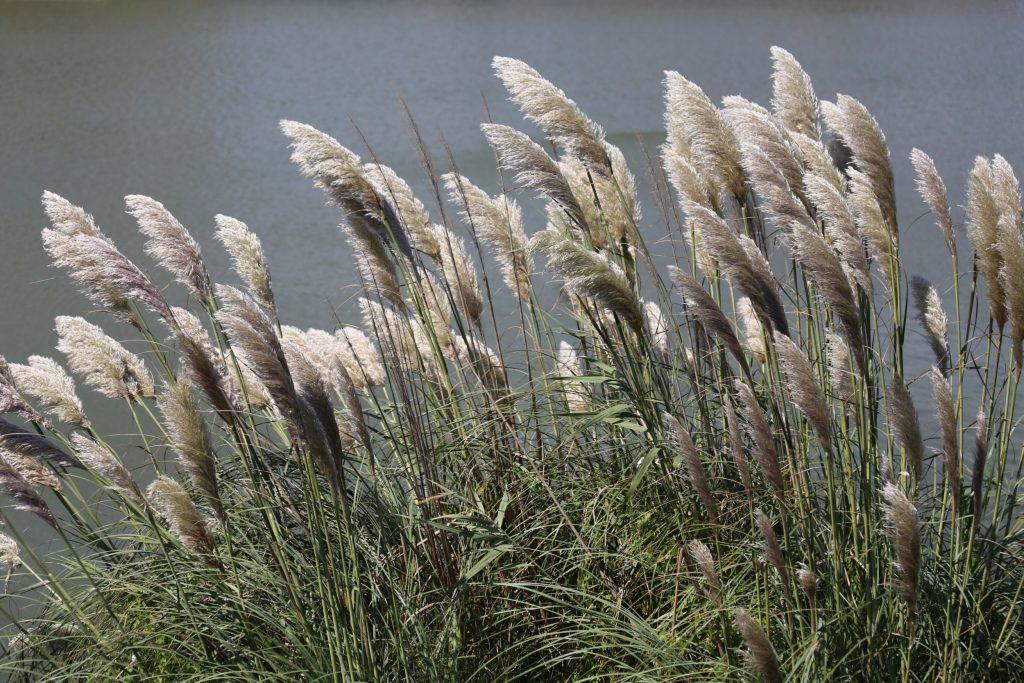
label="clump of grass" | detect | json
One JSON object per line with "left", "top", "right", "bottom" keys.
{"left": 0, "top": 48, "right": 1022, "bottom": 682}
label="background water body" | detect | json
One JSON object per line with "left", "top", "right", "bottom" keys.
{"left": 0, "top": 2, "right": 1022, "bottom": 551}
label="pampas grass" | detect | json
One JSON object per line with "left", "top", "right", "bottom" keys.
{"left": 769, "top": 46, "right": 820, "bottom": 139}
{"left": 910, "top": 148, "right": 956, "bottom": 256}
{"left": 734, "top": 608, "right": 783, "bottom": 683}
{"left": 7, "top": 357, "right": 86, "bottom": 427}
{"left": 55, "top": 316, "right": 154, "bottom": 401}
{"left": 664, "top": 71, "right": 745, "bottom": 201}
{"left": 493, "top": 56, "right": 610, "bottom": 175}
{"left": 911, "top": 276, "right": 950, "bottom": 370}
{"left": 127, "top": 195, "right": 210, "bottom": 304}
{"left": 880, "top": 483, "right": 921, "bottom": 619}
{"left": 2, "top": 47, "right": 1023, "bottom": 683}
{"left": 214, "top": 214, "right": 277, "bottom": 315}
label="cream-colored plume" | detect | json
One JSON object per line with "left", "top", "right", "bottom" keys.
{"left": 443, "top": 173, "right": 533, "bottom": 302}
{"left": 663, "top": 71, "right": 745, "bottom": 200}
{"left": 8, "top": 356, "right": 87, "bottom": 427}
{"left": 492, "top": 56, "right": 610, "bottom": 175}
{"left": 55, "top": 316, "right": 154, "bottom": 401}
{"left": 769, "top": 46, "right": 819, "bottom": 139}
{"left": 126, "top": 195, "right": 209, "bottom": 303}
{"left": 909, "top": 149, "right": 956, "bottom": 256}
{"left": 428, "top": 224, "right": 484, "bottom": 324}
{"left": 215, "top": 215, "right": 276, "bottom": 315}
{"left": 773, "top": 331, "right": 832, "bottom": 454}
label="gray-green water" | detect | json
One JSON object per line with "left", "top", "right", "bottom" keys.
{"left": 0, "top": 1, "right": 1022, "bottom": 563}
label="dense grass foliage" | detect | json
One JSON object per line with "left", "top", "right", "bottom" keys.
{"left": 0, "top": 48, "right": 1022, "bottom": 681}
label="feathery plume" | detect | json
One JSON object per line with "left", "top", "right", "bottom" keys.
{"left": 821, "top": 95, "right": 897, "bottom": 229}
{"left": 0, "top": 419, "right": 72, "bottom": 495}
{"left": 215, "top": 285, "right": 310, "bottom": 446}
{"left": 773, "top": 331, "right": 832, "bottom": 453}
{"left": 55, "top": 316, "right": 154, "bottom": 401}
{"left": 280, "top": 120, "right": 414, "bottom": 263}
{"left": 756, "top": 508, "right": 791, "bottom": 600}
{"left": 126, "top": 195, "right": 209, "bottom": 303}
{"left": 826, "top": 331, "right": 856, "bottom": 415}
{"left": 791, "top": 133, "right": 844, "bottom": 193}
{"left": 0, "top": 359, "right": 49, "bottom": 427}
{"left": 330, "top": 349, "right": 372, "bottom": 458}
{"left": 737, "top": 376, "right": 782, "bottom": 499}
{"left": 723, "top": 394, "right": 751, "bottom": 492}
{"left": 452, "top": 333, "right": 506, "bottom": 397}
{"left": 734, "top": 609, "right": 783, "bottom": 683}
{"left": 804, "top": 173, "right": 873, "bottom": 296}
{"left": 0, "top": 450, "right": 59, "bottom": 491}
{"left": 299, "top": 328, "right": 352, "bottom": 391}
{"left": 663, "top": 71, "right": 745, "bottom": 200}
{"left": 972, "top": 410, "right": 988, "bottom": 521}
{"left": 362, "top": 162, "right": 439, "bottom": 259}
{"left": 545, "top": 158, "right": 608, "bottom": 248}
{"left": 0, "top": 460, "right": 54, "bottom": 527}
{"left": 663, "top": 145, "right": 716, "bottom": 215}
{"left": 0, "top": 533, "right": 19, "bottom": 571}
{"left": 662, "top": 149, "right": 719, "bottom": 274}
{"left": 0, "top": 418, "right": 79, "bottom": 473}
{"left": 797, "top": 564, "right": 818, "bottom": 604}
{"left": 737, "top": 297, "right": 767, "bottom": 364}
{"left": 429, "top": 224, "right": 484, "bottom": 324}
{"left": 168, "top": 308, "right": 247, "bottom": 421}
{"left": 887, "top": 376, "right": 925, "bottom": 483}
{"left": 555, "top": 341, "right": 588, "bottom": 412}
{"left": 532, "top": 229, "right": 644, "bottom": 333}
{"left": 997, "top": 212, "right": 1024, "bottom": 369}
{"left": 669, "top": 266, "right": 749, "bottom": 373}
{"left": 686, "top": 204, "right": 787, "bottom": 335}
{"left": 788, "top": 222, "right": 864, "bottom": 370}
{"left": 444, "top": 174, "right": 533, "bottom": 302}
{"left": 41, "top": 191, "right": 109, "bottom": 242}
{"left": 545, "top": 149, "right": 640, "bottom": 250}
{"left": 909, "top": 149, "right": 956, "bottom": 256}
{"left": 770, "top": 46, "right": 819, "bottom": 139}
{"left": 910, "top": 277, "right": 950, "bottom": 370}
{"left": 336, "top": 327, "right": 385, "bottom": 389}
{"left": 343, "top": 220, "right": 405, "bottom": 309}
{"left": 42, "top": 229, "right": 171, "bottom": 323}
{"left": 214, "top": 215, "right": 276, "bottom": 314}
{"left": 492, "top": 56, "right": 610, "bottom": 174}
{"left": 147, "top": 476, "right": 219, "bottom": 567}
{"left": 990, "top": 154, "right": 1022, "bottom": 225}
{"left": 8, "top": 357, "right": 87, "bottom": 427}
{"left": 158, "top": 379, "right": 223, "bottom": 521}
{"left": 965, "top": 156, "right": 1006, "bottom": 328}
{"left": 281, "top": 343, "right": 345, "bottom": 482}
{"left": 722, "top": 97, "right": 803, "bottom": 195}
{"left": 741, "top": 143, "right": 815, "bottom": 235}
{"left": 604, "top": 143, "right": 642, "bottom": 231}
{"left": 847, "top": 168, "right": 897, "bottom": 284}
{"left": 688, "top": 540, "right": 722, "bottom": 607}
{"left": 70, "top": 433, "right": 144, "bottom": 507}
{"left": 929, "top": 367, "right": 960, "bottom": 516}
{"left": 880, "top": 482, "right": 921, "bottom": 618}
{"left": 644, "top": 300, "right": 672, "bottom": 362}
{"left": 481, "top": 123, "right": 588, "bottom": 231}
{"left": 359, "top": 298, "right": 436, "bottom": 379}
{"left": 664, "top": 412, "right": 719, "bottom": 524}
{"left": 737, "top": 235, "right": 783, "bottom": 324}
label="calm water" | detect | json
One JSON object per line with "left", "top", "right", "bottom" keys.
{"left": 0, "top": 1, "right": 1022, "bottom": 552}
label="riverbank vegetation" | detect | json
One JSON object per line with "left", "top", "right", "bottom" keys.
{"left": 0, "top": 47, "right": 1022, "bottom": 680}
